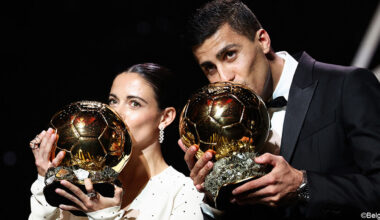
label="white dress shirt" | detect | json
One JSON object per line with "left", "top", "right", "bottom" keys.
{"left": 267, "top": 51, "right": 298, "bottom": 149}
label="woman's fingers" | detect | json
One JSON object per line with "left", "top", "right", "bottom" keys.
{"left": 57, "top": 180, "right": 125, "bottom": 213}
{"left": 52, "top": 151, "right": 66, "bottom": 167}
{"left": 45, "top": 129, "right": 57, "bottom": 155}
{"left": 84, "top": 179, "right": 94, "bottom": 192}
{"left": 39, "top": 128, "right": 55, "bottom": 153}
{"left": 55, "top": 187, "right": 87, "bottom": 211}
{"left": 60, "top": 180, "right": 88, "bottom": 203}
{"left": 30, "top": 130, "right": 46, "bottom": 152}
{"left": 58, "top": 204, "right": 81, "bottom": 211}
{"left": 113, "top": 185, "right": 123, "bottom": 204}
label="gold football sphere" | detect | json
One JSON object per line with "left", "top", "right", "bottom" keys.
{"left": 179, "top": 82, "right": 270, "bottom": 160}
{"left": 50, "top": 100, "right": 132, "bottom": 172}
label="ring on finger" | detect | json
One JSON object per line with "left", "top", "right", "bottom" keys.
{"left": 29, "top": 141, "right": 39, "bottom": 150}
{"left": 86, "top": 191, "right": 98, "bottom": 200}
{"left": 34, "top": 135, "right": 41, "bottom": 143}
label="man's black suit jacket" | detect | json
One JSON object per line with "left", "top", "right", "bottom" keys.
{"left": 210, "top": 52, "right": 380, "bottom": 220}
{"left": 279, "top": 52, "right": 380, "bottom": 219}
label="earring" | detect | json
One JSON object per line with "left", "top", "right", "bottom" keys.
{"left": 159, "top": 126, "right": 164, "bottom": 143}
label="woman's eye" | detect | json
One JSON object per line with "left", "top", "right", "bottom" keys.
{"left": 130, "top": 100, "right": 141, "bottom": 107}
{"left": 108, "top": 99, "right": 117, "bottom": 105}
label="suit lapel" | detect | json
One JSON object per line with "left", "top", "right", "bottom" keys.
{"left": 280, "top": 52, "right": 318, "bottom": 162}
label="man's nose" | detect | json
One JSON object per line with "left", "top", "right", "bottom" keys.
{"left": 218, "top": 68, "right": 235, "bottom": 81}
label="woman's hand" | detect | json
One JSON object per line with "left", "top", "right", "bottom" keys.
{"left": 56, "top": 178, "right": 123, "bottom": 213}
{"left": 30, "top": 128, "right": 65, "bottom": 176}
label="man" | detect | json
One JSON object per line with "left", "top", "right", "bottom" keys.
{"left": 178, "top": 0, "right": 380, "bottom": 219}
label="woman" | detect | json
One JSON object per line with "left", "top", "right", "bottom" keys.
{"left": 29, "top": 63, "right": 204, "bottom": 219}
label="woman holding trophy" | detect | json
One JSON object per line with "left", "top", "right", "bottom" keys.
{"left": 28, "top": 63, "right": 205, "bottom": 219}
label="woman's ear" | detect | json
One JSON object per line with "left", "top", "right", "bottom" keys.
{"left": 159, "top": 107, "right": 176, "bottom": 129}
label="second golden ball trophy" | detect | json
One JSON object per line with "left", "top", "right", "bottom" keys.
{"left": 179, "top": 82, "right": 271, "bottom": 209}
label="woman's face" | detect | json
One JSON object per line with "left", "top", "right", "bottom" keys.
{"left": 108, "top": 72, "right": 162, "bottom": 149}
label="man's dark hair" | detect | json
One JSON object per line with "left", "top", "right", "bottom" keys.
{"left": 187, "top": 0, "right": 262, "bottom": 50}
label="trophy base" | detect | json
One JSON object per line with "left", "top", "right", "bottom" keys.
{"left": 43, "top": 181, "right": 116, "bottom": 216}
{"left": 214, "top": 177, "right": 254, "bottom": 210}
{"left": 204, "top": 151, "right": 272, "bottom": 209}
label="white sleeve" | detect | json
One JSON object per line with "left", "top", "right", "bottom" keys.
{"left": 29, "top": 175, "right": 61, "bottom": 220}
{"left": 170, "top": 180, "right": 204, "bottom": 220}
{"left": 87, "top": 206, "right": 125, "bottom": 220}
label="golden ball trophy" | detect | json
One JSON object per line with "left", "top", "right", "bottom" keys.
{"left": 179, "top": 82, "right": 270, "bottom": 209}
{"left": 43, "top": 100, "right": 132, "bottom": 216}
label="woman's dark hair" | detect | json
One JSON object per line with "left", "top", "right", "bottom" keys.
{"left": 187, "top": 0, "right": 262, "bottom": 49}
{"left": 125, "top": 63, "right": 179, "bottom": 111}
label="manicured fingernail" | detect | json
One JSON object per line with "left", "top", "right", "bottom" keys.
{"left": 205, "top": 152, "right": 212, "bottom": 159}
{"left": 47, "top": 128, "right": 53, "bottom": 133}
{"left": 205, "top": 149, "right": 216, "bottom": 156}
{"left": 195, "top": 184, "right": 202, "bottom": 191}
{"left": 207, "top": 161, "right": 213, "bottom": 168}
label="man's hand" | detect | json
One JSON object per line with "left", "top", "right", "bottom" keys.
{"left": 178, "top": 139, "right": 214, "bottom": 191}
{"left": 231, "top": 153, "right": 303, "bottom": 207}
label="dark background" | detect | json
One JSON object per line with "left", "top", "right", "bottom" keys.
{"left": 1, "top": 0, "right": 379, "bottom": 218}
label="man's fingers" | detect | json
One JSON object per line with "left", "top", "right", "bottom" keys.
{"left": 178, "top": 139, "right": 187, "bottom": 152}
{"left": 194, "top": 161, "right": 213, "bottom": 185}
{"left": 234, "top": 193, "right": 280, "bottom": 207}
{"left": 190, "top": 151, "right": 213, "bottom": 184}
{"left": 195, "top": 183, "right": 205, "bottom": 192}
{"left": 232, "top": 173, "right": 276, "bottom": 195}
{"left": 255, "top": 153, "right": 278, "bottom": 166}
{"left": 234, "top": 184, "right": 276, "bottom": 200}
{"left": 184, "top": 145, "right": 199, "bottom": 170}
{"left": 232, "top": 185, "right": 278, "bottom": 206}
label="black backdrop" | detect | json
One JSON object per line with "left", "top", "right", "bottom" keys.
{"left": 2, "top": 0, "right": 379, "bottom": 218}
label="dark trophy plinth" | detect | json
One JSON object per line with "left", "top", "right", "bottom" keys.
{"left": 43, "top": 101, "right": 132, "bottom": 216}
{"left": 179, "top": 82, "right": 271, "bottom": 209}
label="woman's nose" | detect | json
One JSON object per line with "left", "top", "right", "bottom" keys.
{"left": 113, "top": 106, "right": 126, "bottom": 121}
